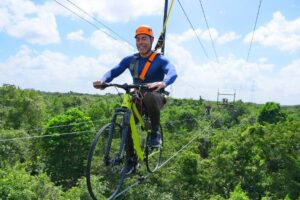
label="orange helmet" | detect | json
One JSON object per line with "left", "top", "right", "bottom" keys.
{"left": 135, "top": 25, "right": 154, "bottom": 38}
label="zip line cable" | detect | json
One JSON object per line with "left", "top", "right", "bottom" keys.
{"left": 198, "top": 0, "right": 219, "bottom": 63}
{"left": 176, "top": 0, "right": 210, "bottom": 59}
{"left": 243, "top": 0, "right": 263, "bottom": 102}
{"left": 0, "top": 118, "right": 110, "bottom": 135}
{"left": 197, "top": 0, "right": 228, "bottom": 89}
{"left": 0, "top": 130, "right": 94, "bottom": 142}
{"left": 176, "top": 0, "right": 227, "bottom": 90}
{"left": 114, "top": 124, "right": 212, "bottom": 199}
{"left": 246, "top": 0, "right": 263, "bottom": 62}
{"left": 63, "top": 0, "right": 134, "bottom": 47}
{"left": 0, "top": 115, "right": 206, "bottom": 142}
{"left": 54, "top": 0, "right": 205, "bottom": 98}
{"left": 53, "top": 0, "right": 134, "bottom": 49}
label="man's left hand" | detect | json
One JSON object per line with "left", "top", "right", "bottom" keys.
{"left": 147, "top": 82, "right": 166, "bottom": 91}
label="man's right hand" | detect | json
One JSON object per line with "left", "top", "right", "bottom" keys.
{"left": 93, "top": 81, "right": 105, "bottom": 90}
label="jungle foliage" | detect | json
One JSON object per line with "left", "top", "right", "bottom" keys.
{"left": 0, "top": 84, "right": 299, "bottom": 199}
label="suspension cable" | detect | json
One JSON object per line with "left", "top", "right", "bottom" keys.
{"left": 63, "top": 0, "right": 133, "bottom": 47}
{"left": 114, "top": 124, "right": 212, "bottom": 199}
{"left": 243, "top": 0, "right": 263, "bottom": 103}
{"left": 0, "top": 118, "right": 110, "bottom": 135}
{"left": 246, "top": 0, "right": 263, "bottom": 62}
{"left": 0, "top": 130, "right": 94, "bottom": 142}
{"left": 0, "top": 115, "right": 204, "bottom": 142}
{"left": 176, "top": 0, "right": 210, "bottom": 59}
{"left": 198, "top": 0, "right": 219, "bottom": 63}
{"left": 53, "top": 0, "right": 134, "bottom": 48}
{"left": 176, "top": 0, "right": 228, "bottom": 90}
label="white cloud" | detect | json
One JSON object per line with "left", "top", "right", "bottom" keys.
{"left": 279, "top": 59, "right": 300, "bottom": 96}
{"left": 67, "top": 30, "right": 85, "bottom": 41}
{"left": 168, "top": 29, "right": 199, "bottom": 44}
{"left": 280, "top": 59, "right": 300, "bottom": 77}
{"left": 50, "top": 0, "right": 163, "bottom": 23}
{"left": 0, "top": 45, "right": 132, "bottom": 94}
{"left": 217, "top": 31, "right": 241, "bottom": 44}
{"left": 165, "top": 30, "right": 299, "bottom": 105}
{"left": 1, "top": 41, "right": 299, "bottom": 105}
{"left": 168, "top": 28, "right": 240, "bottom": 45}
{"left": 0, "top": 0, "right": 60, "bottom": 44}
{"left": 89, "top": 29, "right": 134, "bottom": 56}
{"left": 201, "top": 28, "right": 219, "bottom": 41}
{"left": 200, "top": 29, "right": 240, "bottom": 44}
{"left": 244, "top": 11, "right": 300, "bottom": 52}
{"left": 1, "top": 19, "right": 299, "bottom": 105}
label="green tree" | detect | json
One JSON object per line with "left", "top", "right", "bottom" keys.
{"left": 0, "top": 84, "right": 23, "bottom": 129}
{"left": 21, "top": 89, "right": 46, "bottom": 129}
{"left": 207, "top": 122, "right": 300, "bottom": 199}
{"left": 64, "top": 176, "right": 107, "bottom": 200}
{"left": 40, "top": 108, "right": 94, "bottom": 188}
{"left": 0, "top": 163, "right": 63, "bottom": 199}
{"left": 229, "top": 183, "right": 249, "bottom": 200}
{"left": 258, "top": 102, "right": 286, "bottom": 124}
{"left": 169, "top": 152, "right": 201, "bottom": 199}
{"left": 0, "top": 130, "right": 30, "bottom": 167}
{"left": 0, "top": 84, "right": 46, "bottom": 129}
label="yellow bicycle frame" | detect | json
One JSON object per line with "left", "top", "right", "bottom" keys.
{"left": 121, "top": 93, "right": 147, "bottom": 161}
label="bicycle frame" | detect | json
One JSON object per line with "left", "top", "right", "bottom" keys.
{"left": 87, "top": 84, "right": 164, "bottom": 200}
{"left": 121, "top": 92, "right": 147, "bottom": 161}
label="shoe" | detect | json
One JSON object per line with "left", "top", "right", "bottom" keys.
{"left": 123, "top": 157, "right": 138, "bottom": 175}
{"left": 149, "top": 131, "right": 162, "bottom": 147}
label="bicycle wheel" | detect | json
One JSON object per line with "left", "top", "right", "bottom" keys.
{"left": 145, "top": 125, "right": 164, "bottom": 173}
{"left": 86, "top": 121, "right": 128, "bottom": 200}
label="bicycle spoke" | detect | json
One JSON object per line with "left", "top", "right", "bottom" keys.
{"left": 86, "top": 122, "right": 127, "bottom": 199}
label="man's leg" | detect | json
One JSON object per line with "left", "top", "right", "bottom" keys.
{"left": 124, "top": 128, "right": 137, "bottom": 175}
{"left": 143, "top": 92, "right": 165, "bottom": 146}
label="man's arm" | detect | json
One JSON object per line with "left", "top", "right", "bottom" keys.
{"left": 162, "top": 57, "right": 177, "bottom": 86}
{"left": 148, "top": 56, "right": 177, "bottom": 91}
{"left": 100, "top": 57, "right": 131, "bottom": 83}
{"left": 93, "top": 55, "right": 132, "bottom": 89}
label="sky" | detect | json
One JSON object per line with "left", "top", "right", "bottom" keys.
{"left": 0, "top": 0, "right": 299, "bottom": 105}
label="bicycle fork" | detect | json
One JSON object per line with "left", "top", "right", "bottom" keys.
{"left": 105, "top": 108, "right": 131, "bottom": 166}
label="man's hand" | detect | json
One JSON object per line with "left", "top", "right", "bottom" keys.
{"left": 93, "top": 81, "right": 105, "bottom": 90}
{"left": 147, "top": 82, "right": 166, "bottom": 91}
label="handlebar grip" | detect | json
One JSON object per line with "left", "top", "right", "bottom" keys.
{"left": 101, "top": 83, "right": 109, "bottom": 88}
{"left": 163, "top": 90, "right": 170, "bottom": 96}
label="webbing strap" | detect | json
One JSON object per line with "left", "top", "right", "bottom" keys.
{"left": 139, "top": 52, "right": 158, "bottom": 81}
{"left": 129, "top": 54, "right": 140, "bottom": 81}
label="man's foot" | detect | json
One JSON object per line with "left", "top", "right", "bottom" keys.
{"left": 149, "top": 131, "right": 162, "bottom": 147}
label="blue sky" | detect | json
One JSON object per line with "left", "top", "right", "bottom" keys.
{"left": 0, "top": 0, "right": 299, "bottom": 105}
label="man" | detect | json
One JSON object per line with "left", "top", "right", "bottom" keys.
{"left": 93, "top": 25, "right": 177, "bottom": 148}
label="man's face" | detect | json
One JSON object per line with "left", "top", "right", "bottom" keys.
{"left": 135, "top": 34, "right": 153, "bottom": 56}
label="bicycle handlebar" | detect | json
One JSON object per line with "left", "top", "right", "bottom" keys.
{"left": 101, "top": 83, "right": 169, "bottom": 96}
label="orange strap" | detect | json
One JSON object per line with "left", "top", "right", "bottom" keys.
{"left": 139, "top": 52, "right": 158, "bottom": 81}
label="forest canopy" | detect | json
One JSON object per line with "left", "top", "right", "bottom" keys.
{"left": 0, "top": 84, "right": 299, "bottom": 199}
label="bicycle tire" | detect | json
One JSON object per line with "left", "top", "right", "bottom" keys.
{"left": 86, "top": 121, "right": 128, "bottom": 200}
{"left": 145, "top": 125, "right": 164, "bottom": 173}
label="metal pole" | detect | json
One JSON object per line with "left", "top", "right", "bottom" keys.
{"left": 162, "top": 0, "right": 168, "bottom": 55}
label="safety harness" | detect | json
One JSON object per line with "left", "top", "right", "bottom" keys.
{"left": 129, "top": 52, "right": 158, "bottom": 83}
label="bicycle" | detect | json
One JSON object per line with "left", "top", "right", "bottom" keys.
{"left": 86, "top": 83, "right": 167, "bottom": 200}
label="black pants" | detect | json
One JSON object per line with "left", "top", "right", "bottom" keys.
{"left": 126, "top": 91, "right": 166, "bottom": 157}
{"left": 143, "top": 91, "right": 166, "bottom": 131}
